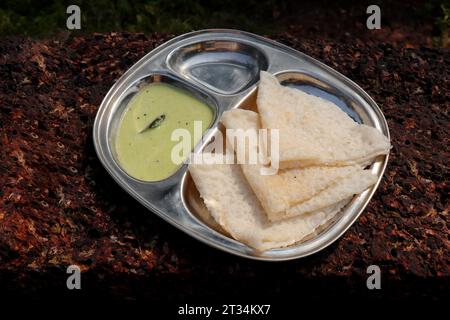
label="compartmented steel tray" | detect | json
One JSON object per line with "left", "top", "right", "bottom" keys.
{"left": 93, "top": 29, "right": 390, "bottom": 261}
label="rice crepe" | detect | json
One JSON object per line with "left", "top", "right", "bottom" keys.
{"left": 257, "top": 71, "right": 391, "bottom": 168}
{"left": 189, "top": 160, "right": 349, "bottom": 251}
{"left": 221, "top": 109, "right": 377, "bottom": 221}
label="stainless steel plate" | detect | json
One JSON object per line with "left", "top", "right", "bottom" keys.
{"left": 93, "top": 29, "right": 390, "bottom": 261}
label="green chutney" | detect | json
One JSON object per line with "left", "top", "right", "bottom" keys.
{"left": 115, "top": 83, "right": 213, "bottom": 181}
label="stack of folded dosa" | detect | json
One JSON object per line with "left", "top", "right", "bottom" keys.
{"left": 189, "top": 71, "right": 390, "bottom": 251}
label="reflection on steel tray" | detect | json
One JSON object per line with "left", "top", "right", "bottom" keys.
{"left": 93, "top": 29, "right": 390, "bottom": 261}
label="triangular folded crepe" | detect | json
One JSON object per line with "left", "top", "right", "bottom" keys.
{"left": 189, "top": 160, "right": 349, "bottom": 251}
{"left": 257, "top": 71, "right": 390, "bottom": 168}
{"left": 221, "top": 109, "right": 377, "bottom": 221}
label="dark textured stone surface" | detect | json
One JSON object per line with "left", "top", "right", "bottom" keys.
{"left": 0, "top": 32, "right": 448, "bottom": 301}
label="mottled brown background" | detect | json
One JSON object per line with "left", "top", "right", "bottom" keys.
{"left": 0, "top": 25, "right": 448, "bottom": 302}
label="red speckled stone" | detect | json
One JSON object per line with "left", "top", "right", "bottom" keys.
{"left": 0, "top": 32, "right": 448, "bottom": 301}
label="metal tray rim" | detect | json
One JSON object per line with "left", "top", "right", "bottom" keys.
{"left": 93, "top": 29, "right": 390, "bottom": 261}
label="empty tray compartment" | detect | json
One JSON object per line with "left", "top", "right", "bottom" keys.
{"left": 168, "top": 40, "right": 268, "bottom": 95}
